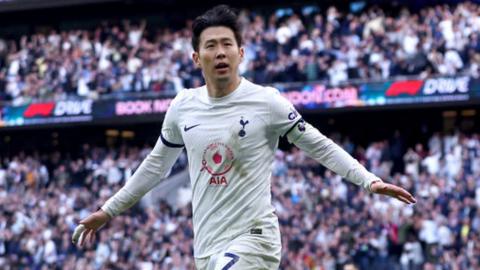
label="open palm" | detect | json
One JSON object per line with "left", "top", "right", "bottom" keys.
{"left": 370, "top": 181, "right": 416, "bottom": 204}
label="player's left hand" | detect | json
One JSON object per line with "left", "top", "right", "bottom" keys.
{"left": 370, "top": 180, "right": 416, "bottom": 204}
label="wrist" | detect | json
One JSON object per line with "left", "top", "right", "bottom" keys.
{"left": 97, "top": 207, "right": 113, "bottom": 220}
{"left": 369, "top": 179, "right": 383, "bottom": 192}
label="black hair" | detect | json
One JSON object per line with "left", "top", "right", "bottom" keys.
{"left": 191, "top": 5, "right": 243, "bottom": 52}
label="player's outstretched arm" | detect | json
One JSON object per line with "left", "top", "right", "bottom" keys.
{"left": 268, "top": 88, "right": 416, "bottom": 205}
{"left": 72, "top": 93, "right": 185, "bottom": 247}
{"left": 370, "top": 180, "right": 416, "bottom": 204}
{"left": 72, "top": 136, "right": 183, "bottom": 247}
{"left": 72, "top": 209, "right": 111, "bottom": 246}
{"left": 285, "top": 120, "right": 416, "bottom": 204}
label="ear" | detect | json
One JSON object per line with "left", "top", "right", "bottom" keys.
{"left": 192, "top": 51, "right": 201, "bottom": 68}
{"left": 239, "top": 47, "right": 245, "bottom": 62}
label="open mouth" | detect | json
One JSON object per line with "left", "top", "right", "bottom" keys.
{"left": 215, "top": 63, "right": 229, "bottom": 70}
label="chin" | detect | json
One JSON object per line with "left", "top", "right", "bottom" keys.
{"left": 215, "top": 74, "right": 232, "bottom": 83}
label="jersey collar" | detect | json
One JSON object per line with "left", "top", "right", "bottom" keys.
{"left": 205, "top": 77, "right": 247, "bottom": 104}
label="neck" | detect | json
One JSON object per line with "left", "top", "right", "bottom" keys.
{"left": 206, "top": 76, "right": 241, "bottom": 98}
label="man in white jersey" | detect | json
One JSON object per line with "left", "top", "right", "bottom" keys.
{"left": 72, "top": 5, "right": 416, "bottom": 269}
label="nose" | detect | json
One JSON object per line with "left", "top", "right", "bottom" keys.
{"left": 215, "top": 47, "right": 226, "bottom": 59}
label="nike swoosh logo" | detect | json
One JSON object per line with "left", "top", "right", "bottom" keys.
{"left": 184, "top": 124, "right": 200, "bottom": 132}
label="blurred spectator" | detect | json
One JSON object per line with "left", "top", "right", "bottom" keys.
{"left": 1, "top": 130, "right": 478, "bottom": 269}
{"left": 2, "top": 2, "right": 480, "bottom": 104}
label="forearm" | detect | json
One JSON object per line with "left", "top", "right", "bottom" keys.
{"left": 101, "top": 141, "right": 183, "bottom": 217}
{"left": 288, "top": 121, "right": 379, "bottom": 192}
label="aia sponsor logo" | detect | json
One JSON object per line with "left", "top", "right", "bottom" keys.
{"left": 200, "top": 142, "right": 235, "bottom": 186}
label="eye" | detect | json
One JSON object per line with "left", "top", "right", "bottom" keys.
{"left": 206, "top": 44, "right": 214, "bottom": 49}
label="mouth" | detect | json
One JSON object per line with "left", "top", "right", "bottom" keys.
{"left": 215, "top": 63, "right": 229, "bottom": 72}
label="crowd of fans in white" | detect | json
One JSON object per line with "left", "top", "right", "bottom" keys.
{"left": 1, "top": 2, "right": 480, "bottom": 105}
{"left": 1, "top": 1, "right": 480, "bottom": 269}
{"left": 0, "top": 130, "right": 479, "bottom": 269}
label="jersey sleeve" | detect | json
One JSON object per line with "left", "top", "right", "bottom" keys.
{"left": 267, "top": 87, "right": 379, "bottom": 192}
{"left": 101, "top": 138, "right": 184, "bottom": 217}
{"left": 160, "top": 92, "right": 185, "bottom": 147}
{"left": 286, "top": 121, "right": 380, "bottom": 192}
{"left": 268, "top": 87, "right": 303, "bottom": 138}
{"left": 101, "top": 92, "right": 187, "bottom": 217}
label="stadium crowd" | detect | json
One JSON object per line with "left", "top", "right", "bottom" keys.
{"left": 0, "top": 130, "right": 479, "bottom": 269}
{"left": 1, "top": 2, "right": 480, "bottom": 105}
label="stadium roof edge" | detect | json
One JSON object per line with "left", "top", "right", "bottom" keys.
{"left": 0, "top": 0, "right": 121, "bottom": 13}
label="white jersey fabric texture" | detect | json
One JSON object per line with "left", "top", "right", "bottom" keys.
{"left": 102, "top": 77, "right": 379, "bottom": 259}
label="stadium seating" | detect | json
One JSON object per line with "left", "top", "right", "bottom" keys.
{"left": 0, "top": 2, "right": 480, "bottom": 105}
{"left": 0, "top": 132, "right": 479, "bottom": 269}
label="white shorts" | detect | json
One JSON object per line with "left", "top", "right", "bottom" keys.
{"left": 194, "top": 229, "right": 281, "bottom": 270}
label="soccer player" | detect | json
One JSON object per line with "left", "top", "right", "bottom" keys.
{"left": 72, "top": 5, "right": 416, "bottom": 269}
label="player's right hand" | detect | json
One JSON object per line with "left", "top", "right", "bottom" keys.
{"left": 72, "top": 209, "right": 111, "bottom": 247}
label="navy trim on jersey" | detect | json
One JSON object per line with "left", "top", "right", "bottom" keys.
{"left": 160, "top": 133, "right": 184, "bottom": 148}
{"left": 283, "top": 118, "right": 304, "bottom": 138}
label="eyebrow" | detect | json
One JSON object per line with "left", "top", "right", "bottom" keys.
{"left": 204, "top": 37, "right": 234, "bottom": 44}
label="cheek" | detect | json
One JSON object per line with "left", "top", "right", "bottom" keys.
{"left": 234, "top": 48, "right": 243, "bottom": 58}
{"left": 200, "top": 53, "right": 214, "bottom": 64}
{"left": 202, "top": 59, "right": 214, "bottom": 69}
{"left": 230, "top": 52, "right": 242, "bottom": 64}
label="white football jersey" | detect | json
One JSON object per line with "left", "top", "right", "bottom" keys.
{"left": 161, "top": 78, "right": 299, "bottom": 258}
{"left": 102, "top": 77, "right": 378, "bottom": 260}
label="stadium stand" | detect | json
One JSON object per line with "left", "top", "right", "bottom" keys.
{"left": 0, "top": 2, "right": 480, "bottom": 105}
{"left": 0, "top": 0, "right": 480, "bottom": 269}
{"left": 0, "top": 131, "right": 479, "bottom": 269}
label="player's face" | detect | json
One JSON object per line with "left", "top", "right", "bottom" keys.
{"left": 192, "top": 26, "right": 244, "bottom": 84}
